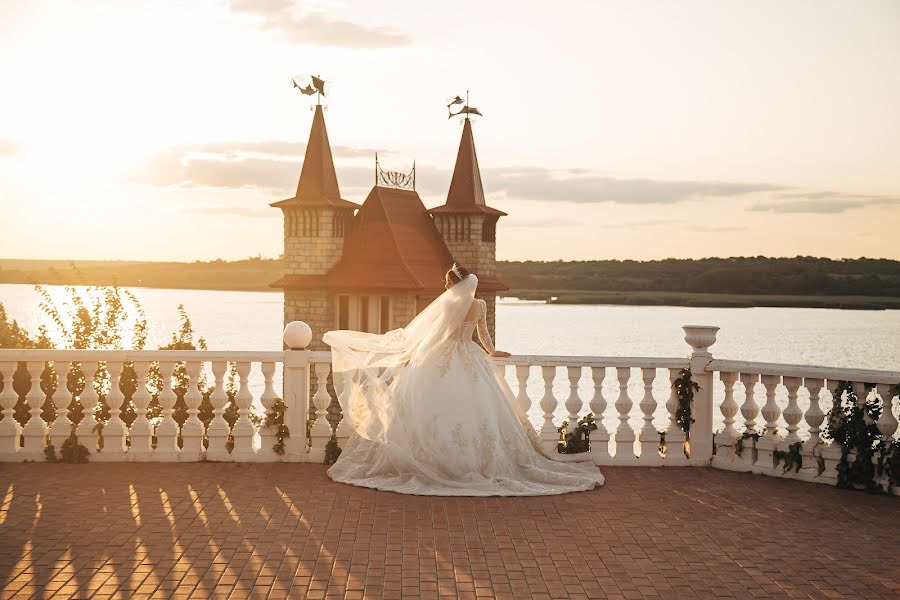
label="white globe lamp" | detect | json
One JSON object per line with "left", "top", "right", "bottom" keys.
{"left": 283, "top": 321, "right": 313, "bottom": 350}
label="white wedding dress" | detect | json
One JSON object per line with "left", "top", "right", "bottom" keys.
{"left": 322, "top": 274, "right": 604, "bottom": 496}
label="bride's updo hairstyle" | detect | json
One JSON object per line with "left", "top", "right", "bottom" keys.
{"left": 445, "top": 263, "right": 471, "bottom": 288}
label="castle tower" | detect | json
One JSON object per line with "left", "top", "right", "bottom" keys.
{"left": 429, "top": 116, "right": 507, "bottom": 338}
{"left": 271, "top": 105, "right": 359, "bottom": 348}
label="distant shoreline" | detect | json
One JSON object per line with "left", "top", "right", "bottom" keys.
{"left": 1, "top": 257, "right": 898, "bottom": 311}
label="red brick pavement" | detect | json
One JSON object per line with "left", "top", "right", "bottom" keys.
{"left": 0, "top": 464, "right": 898, "bottom": 599}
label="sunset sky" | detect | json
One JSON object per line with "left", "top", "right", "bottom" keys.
{"left": 1, "top": 0, "right": 898, "bottom": 262}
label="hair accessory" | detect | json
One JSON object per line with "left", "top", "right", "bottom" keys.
{"left": 450, "top": 263, "right": 463, "bottom": 279}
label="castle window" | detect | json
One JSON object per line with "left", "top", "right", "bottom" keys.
{"left": 360, "top": 296, "right": 370, "bottom": 332}
{"left": 482, "top": 217, "right": 497, "bottom": 242}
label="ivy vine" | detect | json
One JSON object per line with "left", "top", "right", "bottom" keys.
{"left": 773, "top": 441, "right": 802, "bottom": 473}
{"left": 672, "top": 368, "right": 699, "bottom": 433}
{"left": 324, "top": 434, "right": 342, "bottom": 465}
{"left": 735, "top": 431, "right": 761, "bottom": 457}
{"left": 556, "top": 413, "right": 598, "bottom": 454}
{"left": 263, "top": 398, "right": 290, "bottom": 455}
{"left": 44, "top": 429, "right": 90, "bottom": 463}
{"left": 822, "top": 380, "right": 895, "bottom": 493}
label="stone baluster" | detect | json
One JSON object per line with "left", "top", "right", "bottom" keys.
{"left": 515, "top": 365, "right": 531, "bottom": 420}
{"left": 129, "top": 361, "right": 153, "bottom": 458}
{"left": 75, "top": 361, "right": 100, "bottom": 454}
{"left": 664, "top": 368, "right": 688, "bottom": 465}
{"left": 712, "top": 372, "right": 741, "bottom": 470}
{"left": 48, "top": 363, "right": 72, "bottom": 451}
{"left": 776, "top": 376, "right": 803, "bottom": 477}
{"left": 539, "top": 365, "right": 559, "bottom": 451}
{"left": 564, "top": 366, "right": 582, "bottom": 434}
{"left": 282, "top": 324, "right": 312, "bottom": 461}
{"left": 752, "top": 374, "right": 782, "bottom": 475}
{"left": 154, "top": 361, "right": 179, "bottom": 459}
{"left": 231, "top": 361, "right": 257, "bottom": 461}
{"left": 737, "top": 373, "right": 760, "bottom": 467}
{"left": 682, "top": 325, "right": 718, "bottom": 466}
{"left": 99, "top": 361, "right": 127, "bottom": 459}
{"left": 819, "top": 380, "right": 844, "bottom": 485}
{"left": 0, "top": 361, "right": 21, "bottom": 459}
{"left": 205, "top": 360, "right": 231, "bottom": 461}
{"left": 589, "top": 366, "right": 610, "bottom": 464}
{"left": 614, "top": 367, "right": 636, "bottom": 463}
{"left": 334, "top": 370, "right": 353, "bottom": 445}
{"left": 22, "top": 361, "right": 48, "bottom": 459}
{"left": 257, "top": 361, "right": 278, "bottom": 461}
{"left": 637, "top": 367, "right": 659, "bottom": 466}
{"left": 180, "top": 361, "right": 205, "bottom": 461}
{"left": 798, "top": 378, "right": 824, "bottom": 481}
{"left": 876, "top": 383, "right": 898, "bottom": 492}
{"left": 308, "top": 361, "right": 333, "bottom": 462}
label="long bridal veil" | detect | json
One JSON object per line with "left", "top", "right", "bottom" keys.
{"left": 323, "top": 274, "right": 479, "bottom": 444}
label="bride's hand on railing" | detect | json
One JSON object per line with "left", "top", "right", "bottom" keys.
{"left": 491, "top": 350, "right": 512, "bottom": 358}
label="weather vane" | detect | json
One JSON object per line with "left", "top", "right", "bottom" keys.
{"left": 447, "top": 90, "right": 482, "bottom": 119}
{"left": 292, "top": 74, "right": 326, "bottom": 106}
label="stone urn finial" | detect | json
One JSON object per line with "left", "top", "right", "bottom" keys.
{"left": 682, "top": 325, "right": 719, "bottom": 356}
{"left": 283, "top": 321, "right": 313, "bottom": 350}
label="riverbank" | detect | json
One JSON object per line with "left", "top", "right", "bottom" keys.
{"left": 2, "top": 257, "right": 898, "bottom": 310}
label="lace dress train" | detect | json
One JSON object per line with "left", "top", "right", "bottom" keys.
{"left": 326, "top": 299, "right": 604, "bottom": 496}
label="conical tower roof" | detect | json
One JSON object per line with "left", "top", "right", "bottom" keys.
{"left": 430, "top": 117, "right": 505, "bottom": 216}
{"left": 271, "top": 104, "right": 359, "bottom": 210}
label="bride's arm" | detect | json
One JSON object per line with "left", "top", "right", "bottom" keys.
{"left": 475, "top": 301, "right": 510, "bottom": 357}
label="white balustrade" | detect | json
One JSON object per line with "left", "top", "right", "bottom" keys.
{"left": 638, "top": 368, "right": 659, "bottom": 465}
{"left": 155, "top": 361, "right": 179, "bottom": 459}
{"left": 309, "top": 361, "right": 332, "bottom": 462}
{"left": 515, "top": 364, "right": 531, "bottom": 420}
{"left": 614, "top": 367, "right": 636, "bottom": 463}
{"left": 798, "top": 378, "right": 824, "bottom": 481}
{"left": 130, "top": 361, "right": 153, "bottom": 459}
{"left": 21, "top": 361, "right": 47, "bottom": 459}
{"left": 258, "top": 361, "right": 278, "bottom": 461}
{"left": 712, "top": 372, "right": 740, "bottom": 470}
{"left": 0, "top": 361, "right": 20, "bottom": 459}
{"left": 589, "top": 366, "right": 610, "bottom": 464}
{"left": 231, "top": 361, "right": 256, "bottom": 460}
{"left": 664, "top": 368, "right": 688, "bottom": 465}
{"left": 101, "top": 361, "right": 127, "bottom": 459}
{"left": 206, "top": 360, "right": 231, "bottom": 461}
{"left": 539, "top": 365, "right": 559, "bottom": 451}
{"left": 752, "top": 374, "right": 782, "bottom": 475}
{"left": 75, "top": 361, "right": 100, "bottom": 454}
{"left": 564, "top": 366, "right": 582, "bottom": 434}
{"left": 48, "top": 363, "right": 73, "bottom": 451}
{"left": 180, "top": 361, "right": 204, "bottom": 461}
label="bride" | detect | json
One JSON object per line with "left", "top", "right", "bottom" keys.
{"left": 322, "top": 264, "right": 604, "bottom": 496}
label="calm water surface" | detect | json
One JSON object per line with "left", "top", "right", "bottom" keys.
{"left": 3, "top": 284, "right": 898, "bottom": 437}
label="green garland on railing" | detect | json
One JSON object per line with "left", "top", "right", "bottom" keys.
{"left": 823, "top": 381, "right": 887, "bottom": 493}
{"left": 263, "top": 397, "right": 290, "bottom": 455}
{"left": 773, "top": 441, "right": 802, "bottom": 473}
{"left": 671, "top": 368, "right": 699, "bottom": 433}
{"left": 44, "top": 429, "right": 90, "bottom": 463}
{"left": 735, "top": 431, "right": 761, "bottom": 457}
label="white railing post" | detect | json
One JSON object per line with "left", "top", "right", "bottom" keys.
{"left": 22, "top": 361, "right": 47, "bottom": 459}
{"left": 99, "top": 360, "right": 127, "bottom": 460}
{"left": 0, "top": 361, "right": 21, "bottom": 460}
{"left": 819, "top": 380, "right": 843, "bottom": 485}
{"left": 129, "top": 361, "right": 153, "bottom": 459}
{"left": 737, "top": 373, "right": 760, "bottom": 469}
{"left": 333, "top": 370, "right": 353, "bottom": 447}
{"left": 777, "top": 376, "right": 803, "bottom": 477}
{"left": 539, "top": 365, "right": 559, "bottom": 452}
{"left": 798, "top": 378, "right": 824, "bottom": 481}
{"left": 613, "top": 367, "right": 636, "bottom": 463}
{"left": 48, "top": 363, "right": 72, "bottom": 452}
{"left": 564, "top": 366, "right": 582, "bottom": 434}
{"left": 664, "top": 368, "right": 688, "bottom": 465}
{"left": 752, "top": 374, "right": 782, "bottom": 475}
{"left": 638, "top": 368, "right": 660, "bottom": 466}
{"left": 205, "top": 360, "right": 231, "bottom": 461}
{"left": 230, "top": 361, "right": 257, "bottom": 461}
{"left": 309, "top": 362, "right": 332, "bottom": 462}
{"left": 283, "top": 322, "right": 312, "bottom": 462}
{"left": 589, "top": 366, "right": 610, "bottom": 465}
{"left": 682, "top": 326, "right": 718, "bottom": 466}
{"left": 75, "top": 361, "right": 100, "bottom": 455}
{"left": 257, "top": 361, "right": 278, "bottom": 461}
{"left": 515, "top": 365, "right": 531, "bottom": 420}
{"left": 876, "top": 383, "right": 898, "bottom": 494}
{"left": 712, "top": 371, "right": 741, "bottom": 470}
{"left": 154, "top": 361, "right": 179, "bottom": 460}
{"left": 180, "top": 361, "right": 205, "bottom": 462}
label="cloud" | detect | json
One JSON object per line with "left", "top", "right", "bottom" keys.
{"left": 229, "top": 0, "right": 411, "bottom": 48}
{"left": 484, "top": 168, "right": 785, "bottom": 205}
{"left": 748, "top": 191, "right": 900, "bottom": 214}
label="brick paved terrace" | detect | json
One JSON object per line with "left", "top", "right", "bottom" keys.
{"left": 1, "top": 465, "right": 898, "bottom": 600}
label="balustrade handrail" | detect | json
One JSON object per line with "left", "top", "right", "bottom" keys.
{"left": 708, "top": 358, "right": 900, "bottom": 384}
{"left": 0, "top": 349, "right": 286, "bottom": 362}
{"left": 496, "top": 355, "right": 689, "bottom": 368}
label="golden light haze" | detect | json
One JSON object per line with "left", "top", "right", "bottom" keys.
{"left": 1, "top": 0, "right": 899, "bottom": 261}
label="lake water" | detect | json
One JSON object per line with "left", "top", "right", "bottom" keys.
{"left": 2, "top": 284, "right": 898, "bottom": 438}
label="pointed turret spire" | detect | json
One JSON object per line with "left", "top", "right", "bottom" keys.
{"left": 271, "top": 104, "right": 358, "bottom": 209}
{"left": 430, "top": 117, "right": 505, "bottom": 216}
